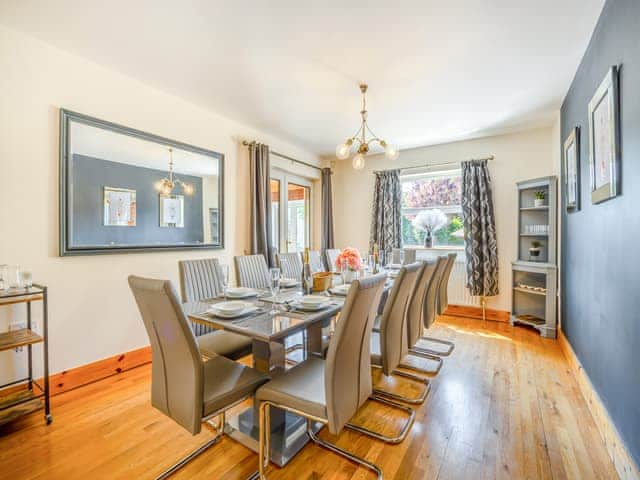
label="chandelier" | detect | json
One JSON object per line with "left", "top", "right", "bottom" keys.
{"left": 156, "top": 148, "right": 193, "bottom": 195}
{"left": 335, "top": 83, "right": 399, "bottom": 170}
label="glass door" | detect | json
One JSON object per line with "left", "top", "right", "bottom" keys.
{"left": 270, "top": 170, "right": 312, "bottom": 253}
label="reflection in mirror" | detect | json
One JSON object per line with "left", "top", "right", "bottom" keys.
{"left": 60, "top": 110, "right": 223, "bottom": 255}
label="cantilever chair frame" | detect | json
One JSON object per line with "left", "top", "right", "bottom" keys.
{"left": 411, "top": 255, "right": 455, "bottom": 358}
{"left": 258, "top": 401, "right": 382, "bottom": 480}
{"left": 159, "top": 395, "right": 259, "bottom": 480}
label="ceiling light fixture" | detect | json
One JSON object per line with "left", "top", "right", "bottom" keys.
{"left": 155, "top": 148, "right": 194, "bottom": 195}
{"left": 336, "top": 83, "right": 399, "bottom": 170}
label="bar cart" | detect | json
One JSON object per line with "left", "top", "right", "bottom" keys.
{"left": 0, "top": 284, "right": 51, "bottom": 426}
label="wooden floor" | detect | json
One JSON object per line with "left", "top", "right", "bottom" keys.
{"left": 0, "top": 316, "right": 618, "bottom": 480}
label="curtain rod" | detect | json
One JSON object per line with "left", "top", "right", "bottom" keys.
{"left": 242, "top": 140, "right": 324, "bottom": 172}
{"left": 373, "top": 155, "right": 495, "bottom": 174}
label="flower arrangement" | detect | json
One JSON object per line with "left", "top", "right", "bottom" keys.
{"left": 412, "top": 209, "right": 448, "bottom": 248}
{"left": 412, "top": 209, "right": 448, "bottom": 235}
{"left": 335, "top": 247, "right": 362, "bottom": 271}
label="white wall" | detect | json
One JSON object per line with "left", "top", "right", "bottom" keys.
{"left": 332, "top": 127, "right": 556, "bottom": 311}
{"left": 0, "top": 26, "right": 321, "bottom": 380}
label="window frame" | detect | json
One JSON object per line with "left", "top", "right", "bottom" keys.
{"left": 400, "top": 168, "right": 464, "bottom": 249}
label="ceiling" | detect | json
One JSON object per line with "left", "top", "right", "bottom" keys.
{"left": 0, "top": 0, "right": 605, "bottom": 156}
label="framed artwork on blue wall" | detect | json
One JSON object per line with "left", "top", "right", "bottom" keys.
{"left": 563, "top": 127, "right": 580, "bottom": 211}
{"left": 588, "top": 65, "right": 620, "bottom": 204}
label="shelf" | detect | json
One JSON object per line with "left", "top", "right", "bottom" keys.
{"left": 512, "top": 314, "right": 546, "bottom": 327}
{"left": 0, "top": 389, "right": 43, "bottom": 426}
{"left": 519, "top": 233, "right": 548, "bottom": 237}
{"left": 0, "top": 328, "right": 43, "bottom": 352}
{"left": 520, "top": 206, "right": 549, "bottom": 211}
{"left": 514, "top": 286, "right": 546, "bottom": 296}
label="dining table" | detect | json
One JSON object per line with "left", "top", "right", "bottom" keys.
{"left": 183, "top": 270, "right": 396, "bottom": 467}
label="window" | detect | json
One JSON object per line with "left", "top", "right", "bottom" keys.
{"left": 270, "top": 170, "right": 312, "bottom": 253}
{"left": 401, "top": 169, "right": 464, "bottom": 248}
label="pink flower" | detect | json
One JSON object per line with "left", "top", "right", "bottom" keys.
{"left": 335, "top": 247, "right": 362, "bottom": 271}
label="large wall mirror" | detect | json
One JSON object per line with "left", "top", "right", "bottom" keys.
{"left": 60, "top": 109, "right": 224, "bottom": 255}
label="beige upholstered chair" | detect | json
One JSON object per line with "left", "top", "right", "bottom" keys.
{"left": 128, "top": 275, "right": 267, "bottom": 480}
{"left": 370, "top": 263, "right": 437, "bottom": 407}
{"left": 308, "top": 250, "right": 325, "bottom": 273}
{"left": 178, "top": 259, "right": 253, "bottom": 360}
{"left": 437, "top": 253, "right": 457, "bottom": 315}
{"left": 414, "top": 255, "right": 455, "bottom": 356}
{"left": 391, "top": 248, "right": 416, "bottom": 265}
{"left": 234, "top": 254, "right": 271, "bottom": 289}
{"left": 256, "top": 274, "right": 387, "bottom": 479}
{"left": 276, "top": 252, "right": 303, "bottom": 279}
{"left": 325, "top": 248, "right": 341, "bottom": 272}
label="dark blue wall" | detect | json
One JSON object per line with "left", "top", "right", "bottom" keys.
{"left": 71, "top": 154, "right": 204, "bottom": 246}
{"left": 560, "top": 0, "right": 640, "bottom": 465}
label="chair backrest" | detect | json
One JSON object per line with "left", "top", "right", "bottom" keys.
{"left": 403, "top": 249, "right": 417, "bottom": 264}
{"left": 406, "top": 260, "right": 438, "bottom": 348}
{"left": 325, "top": 249, "right": 341, "bottom": 272}
{"left": 437, "top": 253, "right": 457, "bottom": 315}
{"left": 378, "top": 263, "right": 422, "bottom": 376}
{"left": 309, "top": 250, "right": 325, "bottom": 274}
{"left": 423, "top": 256, "right": 447, "bottom": 329}
{"left": 277, "top": 252, "right": 303, "bottom": 279}
{"left": 391, "top": 248, "right": 416, "bottom": 265}
{"left": 324, "top": 273, "right": 387, "bottom": 435}
{"left": 128, "top": 276, "right": 204, "bottom": 435}
{"left": 178, "top": 258, "right": 223, "bottom": 303}
{"left": 234, "top": 254, "right": 270, "bottom": 289}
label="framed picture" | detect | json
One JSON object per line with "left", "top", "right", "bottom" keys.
{"left": 160, "top": 194, "right": 184, "bottom": 227}
{"left": 588, "top": 66, "right": 620, "bottom": 204}
{"left": 103, "top": 187, "right": 136, "bottom": 226}
{"left": 563, "top": 127, "right": 580, "bottom": 211}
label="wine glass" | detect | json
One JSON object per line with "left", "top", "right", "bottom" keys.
{"left": 367, "top": 255, "right": 375, "bottom": 273}
{"left": 399, "top": 250, "right": 405, "bottom": 265}
{"left": 269, "top": 268, "right": 281, "bottom": 313}
{"left": 218, "top": 264, "right": 229, "bottom": 299}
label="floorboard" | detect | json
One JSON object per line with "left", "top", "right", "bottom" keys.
{"left": 0, "top": 316, "right": 618, "bottom": 479}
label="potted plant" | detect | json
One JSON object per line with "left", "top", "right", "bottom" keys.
{"left": 534, "top": 190, "right": 546, "bottom": 207}
{"left": 529, "top": 240, "right": 542, "bottom": 260}
{"left": 335, "top": 247, "right": 362, "bottom": 283}
{"left": 412, "top": 209, "right": 448, "bottom": 248}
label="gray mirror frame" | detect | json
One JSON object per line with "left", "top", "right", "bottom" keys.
{"left": 59, "top": 108, "right": 225, "bottom": 256}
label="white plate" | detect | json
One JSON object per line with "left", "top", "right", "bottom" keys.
{"left": 388, "top": 263, "right": 402, "bottom": 270}
{"left": 293, "top": 301, "right": 330, "bottom": 312}
{"left": 207, "top": 302, "right": 257, "bottom": 319}
{"left": 299, "top": 295, "right": 328, "bottom": 306}
{"left": 225, "top": 287, "right": 258, "bottom": 298}
{"left": 329, "top": 284, "right": 351, "bottom": 296}
{"left": 388, "top": 270, "right": 399, "bottom": 278}
{"left": 280, "top": 278, "right": 299, "bottom": 288}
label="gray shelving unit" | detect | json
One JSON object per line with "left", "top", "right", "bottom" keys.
{"left": 511, "top": 176, "right": 558, "bottom": 338}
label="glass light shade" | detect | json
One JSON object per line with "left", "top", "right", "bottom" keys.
{"left": 336, "top": 142, "right": 351, "bottom": 160}
{"left": 352, "top": 153, "right": 365, "bottom": 170}
{"left": 384, "top": 143, "right": 400, "bottom": 161}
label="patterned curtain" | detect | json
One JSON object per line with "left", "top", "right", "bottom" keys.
{"left": 370, "top": 169, "right": 402, "bottom": 261}
{"left": 248, "top": 142, "right": 275, "bottom": 267}
{"left": 461, "top": 159, "right": 499, "bottom": 297}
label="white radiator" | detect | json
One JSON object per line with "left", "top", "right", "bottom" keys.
{"left": 449, "top": 260, "right": 481, "bottom": 306}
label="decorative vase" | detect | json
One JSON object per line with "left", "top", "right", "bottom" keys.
{"left": 343, "top": 270, "right": 355, "bottom": 284}
{"left": 529, "top": 248, "right": 541, "bottom": 261}
{"left": 424, "top": 232, "right": 433, "bottom": 248}
{"left": 534, "top": 199, "right": 545, "bottom": 207}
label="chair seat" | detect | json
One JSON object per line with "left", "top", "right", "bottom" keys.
{"left": 197, "top": 330, "right": 253, "bottom": 360}
{"left": 256, "top": 357, "right": 327, "bottom": 420}
{"left": 203, "top": 355, "right": 268, "bottom": 416}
